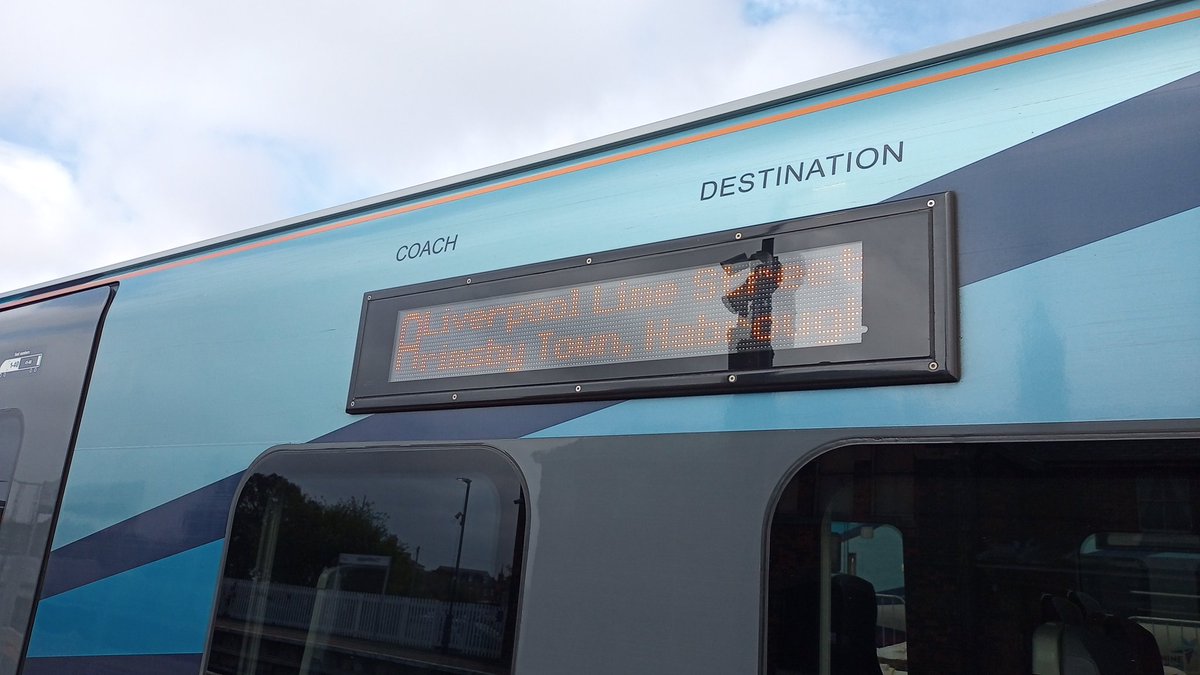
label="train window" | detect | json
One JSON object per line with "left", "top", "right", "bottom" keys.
{"left": 767, "top": 439, "right": 1200, "bottom": 675}
{"left": 204, "top": 446, "right": 526, "bottom": 675}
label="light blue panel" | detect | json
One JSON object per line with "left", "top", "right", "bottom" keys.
{"left": 531, "top": 207, "right": 1200, "bottom": 437}
{"left": 56, "top": 241, "right": 370, "bottom": 547}
{"left": 53, "top": 444, "right": 262, "bottom": 547}
{"left": 27, "top": 540, "right": 222, "bottom": 657}
{"left": 57, "top": 6, "right": 1200, "bottom": 545}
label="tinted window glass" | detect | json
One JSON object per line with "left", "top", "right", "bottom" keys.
{"left": 206, "top": 446, "right": 525, "bottom": 675}
{"left": 0, "top": 410, "right": 21, "bottom": 514}
{"left": 768, "top": 439, "right": 1200, "bottom": 675}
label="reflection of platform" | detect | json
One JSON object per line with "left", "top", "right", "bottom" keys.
{"left": 1136, "top": 616, "right": 1200, "bottom": 675}
{"left": 209, "top": 618, "right": 505, "bottom": 675}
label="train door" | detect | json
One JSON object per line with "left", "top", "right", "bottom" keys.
{"left": 0, "top": 286, "right": 114, "bottom": 674}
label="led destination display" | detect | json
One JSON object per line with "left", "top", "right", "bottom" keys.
{"left": 348, "top": 194, "right": 957, "bottom": 412}
{"left": 390, "top": 241, "right": 863, "bottom": 383}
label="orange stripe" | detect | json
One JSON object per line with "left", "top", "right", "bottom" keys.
{"left": 6, "top": 6, "right": 1199, "bottom": 311}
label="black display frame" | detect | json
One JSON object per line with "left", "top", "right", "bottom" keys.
{"left": 347, "top": 193, "right": 958, "bottom": 412}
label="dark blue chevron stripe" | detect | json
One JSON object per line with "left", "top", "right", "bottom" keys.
{"left": 39, "top": 473, "right": 242, "bottom": 599}
{"left": 39, "top": 399, "right": 619, "bottom": 600}
{"left": 897, "top": 70, "right": 1200, "bottom": 286}
{"left": 311, "top": 399, "right": 620, "bottom": 443}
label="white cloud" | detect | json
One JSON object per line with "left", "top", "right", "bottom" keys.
{"left": 0, "top": 139, "right": 221, "bottom": 292}
{"left": 0, "top": 143, "right": 80, "bottom": 236}
{"left": 0, "top": 0, "right": 1097, "bottom": 294}
{"left": 0, "top": 142, "right": 90, "bottom": 290}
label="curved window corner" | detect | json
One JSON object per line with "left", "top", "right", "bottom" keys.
{"left": 204, "top": 445, "right": 526, "bottom": 675}
{"left": 767, "top": 438, "right": 1200, "bottom": 675}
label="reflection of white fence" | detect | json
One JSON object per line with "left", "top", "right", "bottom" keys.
{"left": 218, "top": 579, "right": 504, "bottom": 659}
{"left": 1134, "top": 616, "right": 1200, "bottom": 673}
{"left": 875, "top": 594, "right": 906, "bottom": 647}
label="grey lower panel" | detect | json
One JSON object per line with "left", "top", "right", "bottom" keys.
{"left": 499, "top": 419, "right": 1198, "bottom": 674}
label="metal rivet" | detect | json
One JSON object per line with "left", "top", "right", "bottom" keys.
{"left": 575, "top": 385, "right": 582, "bottom": 392}
{"left": 465, "top": 278, "right": 472, "bottom": 284}
{"left": 366, "top": 295, "right": 372, "bottom": 301}
{"left": 349, "top": 401, "right": 356, "bottom": 407}
{"left": 928, "top": 361, "right": 939, "bottom": 371}
{"left": 585, "top": 258, "right": 593, "bottom": 265}
{"left": 927, "top": 200, "right": 936, "bottom": 207}
{"left": 452, "top": 393, "right": 459, "bottom": 400}
{"left": 728, "top": 374, "right": 737, "bottom": 383}
{"left": 734, "top": 233, "right": 743, "bottom": 240}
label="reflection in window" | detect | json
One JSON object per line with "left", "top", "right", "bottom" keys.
{"left": 768, "top": 439, "right": 1200, "bottom": 675}
{"left": 0, "top": 410, "right": 21, "bottom": 517}
{"left": 205, "top": 447, "right": 525, "bottom": 675}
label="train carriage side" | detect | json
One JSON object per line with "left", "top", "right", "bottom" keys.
{"left": 0, "top": 1, "right": 1197, "bottom": 673}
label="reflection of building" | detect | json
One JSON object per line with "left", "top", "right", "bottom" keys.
{"left": 428, "top": 567, "right": 498, "bottom": 603}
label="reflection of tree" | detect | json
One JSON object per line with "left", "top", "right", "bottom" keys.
{"left": 211, "top": 466, "right": 522, "bottom": 673}
{"left": 226, "top": 473, "right": 419, "bottom": 594}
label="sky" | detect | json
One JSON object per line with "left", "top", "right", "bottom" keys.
{"left": 0, "top": 0, "right": 1103, "bottom": 295}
